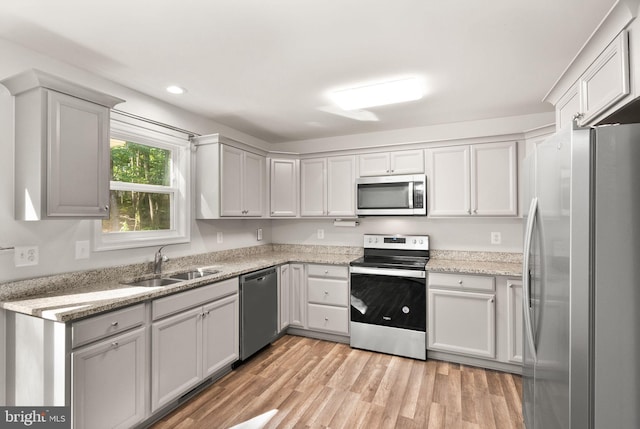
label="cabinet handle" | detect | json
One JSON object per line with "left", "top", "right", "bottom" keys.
{"left": 111, "top": 321, "right": 119, "bottom": 327}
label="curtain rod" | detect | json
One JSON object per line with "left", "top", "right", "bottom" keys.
{"left": 112, "top": 109, "right": 202, "bottom": 139}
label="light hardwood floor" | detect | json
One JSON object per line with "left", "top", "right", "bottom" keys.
{"left": 151, "top": 335, "right": 524, "bottom": 429}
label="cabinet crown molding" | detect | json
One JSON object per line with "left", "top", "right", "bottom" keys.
{"left": 0, "top": 68, "right": 124, "bottom": 108}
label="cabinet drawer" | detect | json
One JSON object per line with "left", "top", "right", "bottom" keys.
{"left": 428, "top": 272, "right": 495, "bottom": 291}
{"left": 308, "top": 278, "right": 348, "bottom": 306}
{"left": 72, "top": 304, "right": 145, "bottom": 348}
{"left": 153, "top": 277, "right": 238, "bottom": 320}
{"left": 307, "top": 264, "right": 348, "bottom": 279}
{"left": 307, "top": 304, "right": 349, "bottom": 334}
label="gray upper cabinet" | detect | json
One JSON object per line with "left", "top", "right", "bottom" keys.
{"left": 1, "top": 69, "right": 124, "bottom": 220}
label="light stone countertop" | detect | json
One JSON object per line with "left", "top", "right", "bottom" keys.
{"left": 0, "top": 244, "right": 522, "bottom": 323}
{"left": 0, "top": 246, "right": 360, "bottom": 323}
{"left": 427, "top": 249, "right": 522, "bottom": 277}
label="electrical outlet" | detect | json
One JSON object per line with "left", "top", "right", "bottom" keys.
{"left": 217, "top": 232, "right": 223, "bottom": 243}
{"left": 75, "top": 240, "right": 90, "bottom": 260}
{"left": 257, "top": 228, "right": 263, "bottom": 241}
{"left": 317, "top": 229, "right": 325, "bottom": 239}
{"left": 491, "top": 232, "right": 502, "bottom": 245}
{"left": 15, "top": 246, "right": 39, "bottom": 267}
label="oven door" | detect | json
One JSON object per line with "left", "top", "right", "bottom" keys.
{"left": 350, "top": 266, "right": 426, "bottom": 332}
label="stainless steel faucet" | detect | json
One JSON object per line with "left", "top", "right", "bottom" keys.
{"left": 154, "top": 246, "right": 169, "bottom": 275}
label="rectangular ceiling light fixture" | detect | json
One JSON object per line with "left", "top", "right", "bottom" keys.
{"left": 329, "top": 77, "right": 423, "bottom": 111}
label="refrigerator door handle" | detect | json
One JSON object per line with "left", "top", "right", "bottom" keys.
{"left": 522, "top": 197, "right": 538, "bottom": 361}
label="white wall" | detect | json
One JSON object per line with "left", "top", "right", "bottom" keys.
{"left": 0, "top": 39, "right": 272, "bottom": 283}
{"left": 272, "top": 217, "right": 523, "bottom": 253}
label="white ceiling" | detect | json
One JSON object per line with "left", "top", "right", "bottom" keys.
{"left": 0, "top": 0, "right": 616, "bottom": 143}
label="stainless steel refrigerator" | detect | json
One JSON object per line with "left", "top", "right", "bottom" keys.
{"left": 522, "top": 123, "right": 640, "bottom": 429}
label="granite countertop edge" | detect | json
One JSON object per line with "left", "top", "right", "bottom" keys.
{"left": 1, "top": 247, "right": 522, "bottom": 323}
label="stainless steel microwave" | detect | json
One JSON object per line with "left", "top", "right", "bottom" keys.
{"left": 356, "top": 174, "right": 426, "bottom": 216}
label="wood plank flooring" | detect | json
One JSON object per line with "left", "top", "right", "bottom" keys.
{"left": 151, "top": 335, "right": 524, "bottom": 429}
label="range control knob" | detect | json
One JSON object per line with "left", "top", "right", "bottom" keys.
{"left": 412, "top": 239, "right": 417, "bottom": 244}
{"left": 419, "top": 239, "right": 423, "bottom": 244}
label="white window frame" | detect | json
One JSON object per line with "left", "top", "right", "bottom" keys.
{"left": 94, "top": 121, "right": 190, "bottom": 251}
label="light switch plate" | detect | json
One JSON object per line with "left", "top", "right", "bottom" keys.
{"left": 75, "top": 240, "right": 90, "bottom": 259}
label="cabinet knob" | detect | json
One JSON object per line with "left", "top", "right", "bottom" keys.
{"left": 490, "top": 299, "right": 494, "bottom": 303}
{"left": 324, "top": 291, "right": 329, "bottom": 295}
{"left": 467, "top": 209, "right": 471, "bottom": 214}
{"left": 473, "top": 209, "right": 477, "bottom": 214}
{"left": 111, "top": 321, "right": 119, "bottom": 327}
{"left": 324, "top": 270, "right": 329, "bottom": 274}
{"left": 573, "top": 112, "right": 584, "bottom": 121}
{"left": 324, "top": 317, "right": 329, "bottom": 321}
{"left": 458, "top": 280, "right": 463, "bottom": 284}
{"left": 111, "top": 342, "right": 119, "bottom": 348}
{"left": 104, "top": 205, "right": 110, "bottom": 211}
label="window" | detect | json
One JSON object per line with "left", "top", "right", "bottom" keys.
{"left": 94, "top": 120, "right": 190, "bottom": 250}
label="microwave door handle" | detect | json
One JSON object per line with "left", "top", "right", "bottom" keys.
{"left": 408, "top": 182, "right": 414, "bottom": 209}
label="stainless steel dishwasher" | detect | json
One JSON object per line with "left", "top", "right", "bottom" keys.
{"left": 239, "top": 266, "right": 278, "bottom": 361}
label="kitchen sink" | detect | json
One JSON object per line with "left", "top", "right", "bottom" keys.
{"left": 124, "top": 278, "right": 182, "bottom": 287}
{"left": 168, "top": 269, "right": 219, "bottom": 280}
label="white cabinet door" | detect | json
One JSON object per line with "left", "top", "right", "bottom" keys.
{"left": 358, "top": 152, "right": 390, "bottom": 176}
{"left": 327, "top": 155, "right": 356, "bottom": 216}
{"left": 72, "top": 327, "right": 146, "bottom": 429}
{"left": 359, "top": 150, "right": 424, "bottom": 176}
{"left": 428, "top": 289, "right": 496, "bottom": 359}
{"left": 220, "top": 145, "right": 244, "bottom": 216}
{"left": 300, "top": 158, "right": 327, "bottom": 216}
{"left": 220, "top": 145, "right": 265, "bottom": 217}
{"left": 289, "top": 264, "right": 306, "bottom": 328}
{"left": 243, "top": 151, "right": 265, "bottom": 216}
{"left": 151, "top": 307, "right": 203, "bottom": 411}
{"left": 390, "top": 149, "right": 424, "bottom": 175}
{"left": 202, "top": 294, "right": 239, "bottom": 378}
{"left": 270, "top": 158, "right": 298, "bottom": 217}
{"left": 471, "top": 141, "right": 517, "bottom": 216}
{"left": 579, "top": 31, "right": 630, "bottom": 125}
{"left": 279, "top": 264, "right": 291, "bottom": 331}
{"left": 506, "top": 279, "right": 523, "bottom": 363}
{"left": 426, "top": 146, "right": 470, "bottom": 216}
{"left": 556, "top": 84, "right": 580, "bottom": 131}
{"left": 47, "top": 90, "right": 111, "bottom": 218}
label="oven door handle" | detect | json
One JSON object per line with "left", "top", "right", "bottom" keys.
{"left": 350, "top": 266, "right": 426, "bottom": 279}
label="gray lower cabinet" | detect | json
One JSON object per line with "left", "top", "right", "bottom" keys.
{"left": 428, "top": 288, "right": 496, "bottom": 359}
{"left": 4, "top": 278, "right": 239, "bottom": 428}
{"left": 427, "top": 272, "right": 523, "bottom": 371}
{"left": 72, "top": 327, "right": 146, "bottom": 429}
{"left": 151, "top": 279, "right": 239, "bottom": 412}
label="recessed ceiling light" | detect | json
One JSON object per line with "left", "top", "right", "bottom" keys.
{"left": 166, "top": 85, "right": 186, "bottom": 95}
{"left": 329, "top": 77, "right": 424, "bottom": 111}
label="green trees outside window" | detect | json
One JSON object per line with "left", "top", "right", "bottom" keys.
{"left": 102, "top": 140, "right": 173, "bottom": 233}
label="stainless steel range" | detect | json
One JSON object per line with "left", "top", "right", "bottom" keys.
{"left": 350, "top": 234, "right": 429, "bottom": 360}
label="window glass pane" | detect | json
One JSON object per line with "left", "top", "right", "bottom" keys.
{"left": 110, "top": 139, "right": 171, "bottom": 186}
{"left": 102, "top": 190, "right": 171, "bottom": 233}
